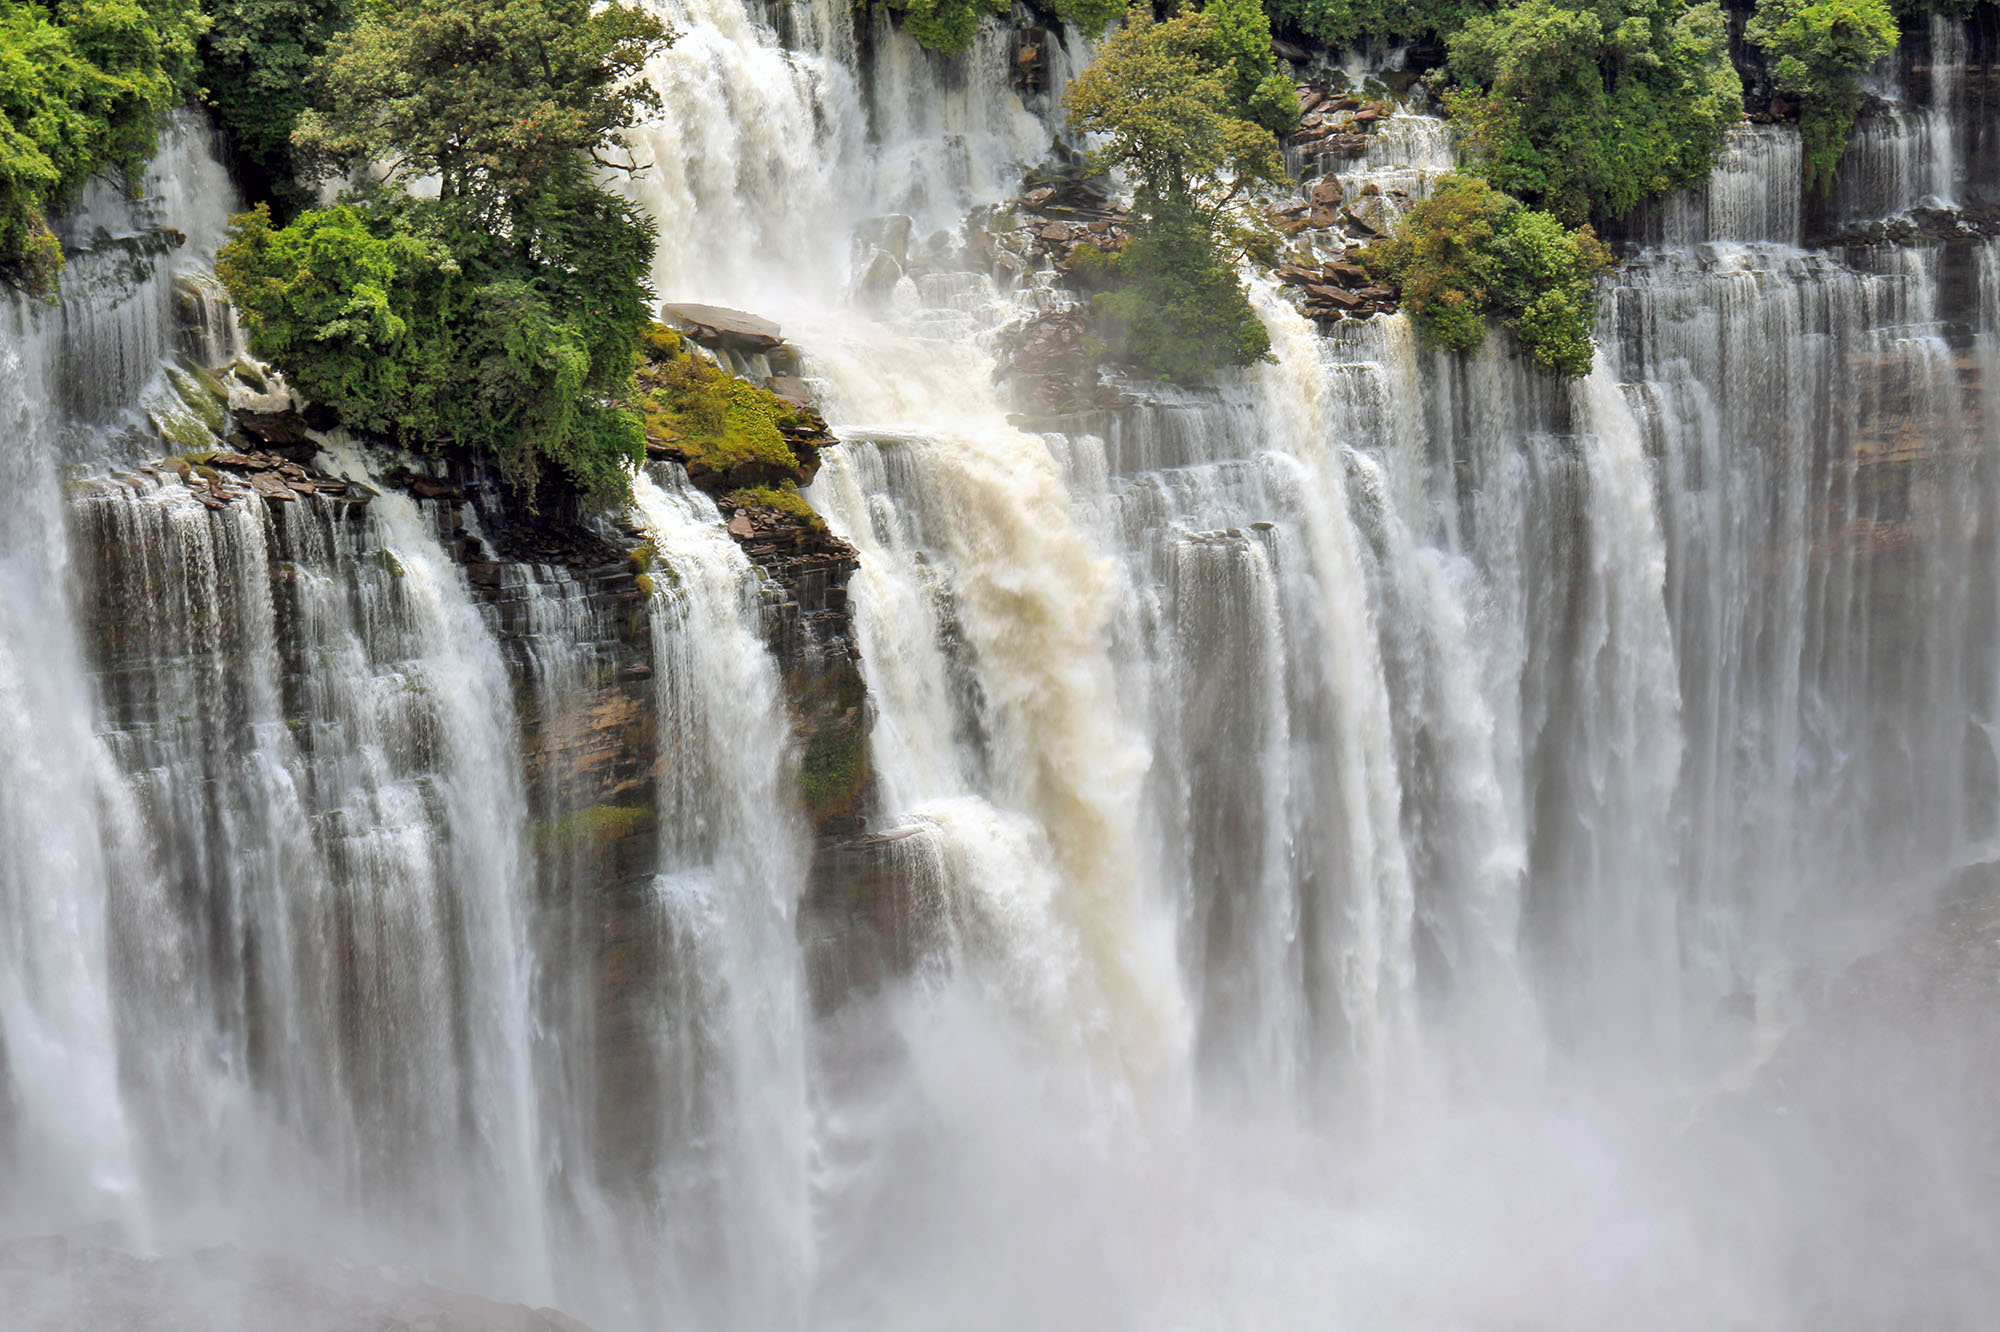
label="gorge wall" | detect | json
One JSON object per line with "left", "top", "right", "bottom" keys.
{"left": 3, "top": 3, "right": 2000, "bottom": 1330}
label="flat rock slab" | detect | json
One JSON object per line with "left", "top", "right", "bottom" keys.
{"left": 660, "top": 302, "right": 784, "bottom": 352}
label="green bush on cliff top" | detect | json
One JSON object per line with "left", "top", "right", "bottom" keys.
{"left": 1064, "top": 2, "right": 1291, "bottom": 381}
{"left": 1362, "top": 172, "right": 1612, "bottom": 375}
{"left": 1746, "top": 0, "right": 1900, "bottom": 189}
{"left": 0, "top": 0, "right": 205, "bottom": 295}
{"left": 1443, "top": 0, "right": 1742, "bottom": 224}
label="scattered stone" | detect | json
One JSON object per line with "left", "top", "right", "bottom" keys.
{"left": 249, "top": 472, "right": 296, "bottom": 501}
{"left": 1308, "top": 284, "right": 1363, "bottom": 309}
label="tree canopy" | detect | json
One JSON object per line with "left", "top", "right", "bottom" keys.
{"left": 1746, "top": 0, "right": 1899, "bottom": 188}
{"left": 293, "top": 0, "right": 667, "bottom": 211}
{"left": 1443, "top": 0, "right": 1742, "bottom": 223}
{"left": 217, "top": 0, "right": 671, "bottom": 506}
{"left": 0, "top": 0, "right": 204, "bottom": 294}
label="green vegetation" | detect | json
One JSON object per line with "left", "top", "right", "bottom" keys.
{"left": 1746, "top": 0, "right": 1899, "bottom": 188}
{"left": 729, "top": 482, "right": 825, "bottom": 528}
{"left": 1443, "top": 0, "right": 1742, "bottom": 223}
{"left": 873, "top": 0, "right": 1123, "bottom": 52}
{"left": 1264, "top": 0, "right": 1489, "bottom": 49}
{"left": 637, "top": 330, "right": 804, "bottom": 477}
{"left": 533, "top": 803, "right": 654, "bottom": 855}
{"left": 0, "top": 0, "right": 204, "bottom": 295}
{"left": 216, "top": 0, "right": 671, "bottom": 507}
{"left": 1361, "top": 172, "right": 1612, "bottom": 375}
{"left": 795, "top": 658, "right": 870, "bottom": 832}
{"left": 196, "top": 0, "right": 347, "bottom": 215}
{"left": 1065, "top": 1, "right": 1291, "bottom": 381}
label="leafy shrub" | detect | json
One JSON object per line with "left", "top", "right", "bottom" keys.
{"left": 1443, "top": 0, "right": 1742, "bottom": 223}
{"left": 1093, "top": 200, "right": 1272, "bottom": 380}
{"left": 1361, "top": 172, "right": 1612, "bottom": 375}
{"left": 0, "top": 0, "right": 204, "bottom": 294}
{"left": 216, "top": 0, "right": 670, "bottom": 507}
{"left": 1746, "top": 0, "right": 1899, "bottom": 188}
{"left": 219, "top": 192, "right": 652, "bottom": 506}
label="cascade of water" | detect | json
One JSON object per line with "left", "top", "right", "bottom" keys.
{"left": 1832, "top": 22, "right": 1964, "bottom": 223}
{"left": 803, "top": 334, "right": 1183, "bottom": 1082}
{"left": 6, "top": 0, "right": 2000, "bottom": 1325}
{"left": 63, "top": 457, "right": 553, "bottom": 1299}
{"left": 623, "top": 468, "right": 814, "bottom": 1331}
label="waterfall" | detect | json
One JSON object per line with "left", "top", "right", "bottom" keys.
{"left": 619, "top": 469, "right": 814, "bottom": 1330}
{"left": 5, "top": 3, "right": 2000, "bottom": 1328}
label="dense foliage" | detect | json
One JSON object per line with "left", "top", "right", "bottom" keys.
{"left": 874, "top": 0, "right": 1124, "bottom": 52}
{"left": 1443, "top": 0, "right": 1742, "bottom": 223}
{"left": 1264, "top": 0, "right": 1488, "bottom": 49}
{"left": 0, "top": 0, "right": 204, "bottom": 294}
{"left": 1746, "top": 0, "right": 1899, "bottom": 187}
{"left": 1066, "top": 1, "right": 1291, "bottom": 380}
{"left": 1362, "top": 172, "right": 1612, "bottom": 375}
{"left": 217, "top": 0, "right": 671, "bottom": 506}
{"left": 196, "top": 0, "right": 346, "bottom": 215}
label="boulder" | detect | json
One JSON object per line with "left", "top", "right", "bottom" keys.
{"left": 1342, "top": 196, "right": 1394, "bottom": 236}
{"left": 769, "top": 375, "right": 814, "bottom": 408}
{"left": 659, "top": 302, "right": 784, "bottom": 353}
{"left": 248, "top": 472, "right": 296, "bottom": 502}
{"left": 855, "top": 214, "right": 913, "bottom": 266}
{"left": 1307, "top": 284, "right": 1362, "bottom": 309}
{"left": 236, "top": 409, "right": 311, "bottom": 447}
{"left": 856, "top": 251, "right": 903, "bottom": 304}
{"left": 1310, "top": 176, "right": 1345, "bottom": 209}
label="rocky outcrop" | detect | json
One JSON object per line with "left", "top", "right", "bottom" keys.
{"left": 994, "top": 304, "right": 1130, "bottom": 416}
{"left": 659, "top": 301, "right": 784, "bottom": 352}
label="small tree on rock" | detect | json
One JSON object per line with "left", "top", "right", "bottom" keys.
{"left": 1064, "top": 1, "right": 1292, "bottom": 381}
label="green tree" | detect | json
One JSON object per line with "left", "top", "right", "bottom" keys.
{"left": 1361, "top": 172, "right": 1612, "bottom": 375}
{"left": 217, "top": 0, "right": 670, "bottom": 505}
{"left": 293, "top": 0, "right": 668, "bottom": 214}
{"left": 1262, "top": 0, "right": 1490, "bottom": 50}
{"left": 1745, "top": 0, "right": 1899, "bottom": 188}
{"left": 1443, "top": 0, "right": 1742, "bottom": 223}
{"left": 1066, "top": 2, "right": 1289, "bottom": 380}
{"left": 198, "top": 0, "right": 349, "bottom": 215}
{"left": 1197, "top": 0, "right": 1303, "bottom": 133}
{"left": 0, "top": 0, "right": 205, "bottom": 294}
